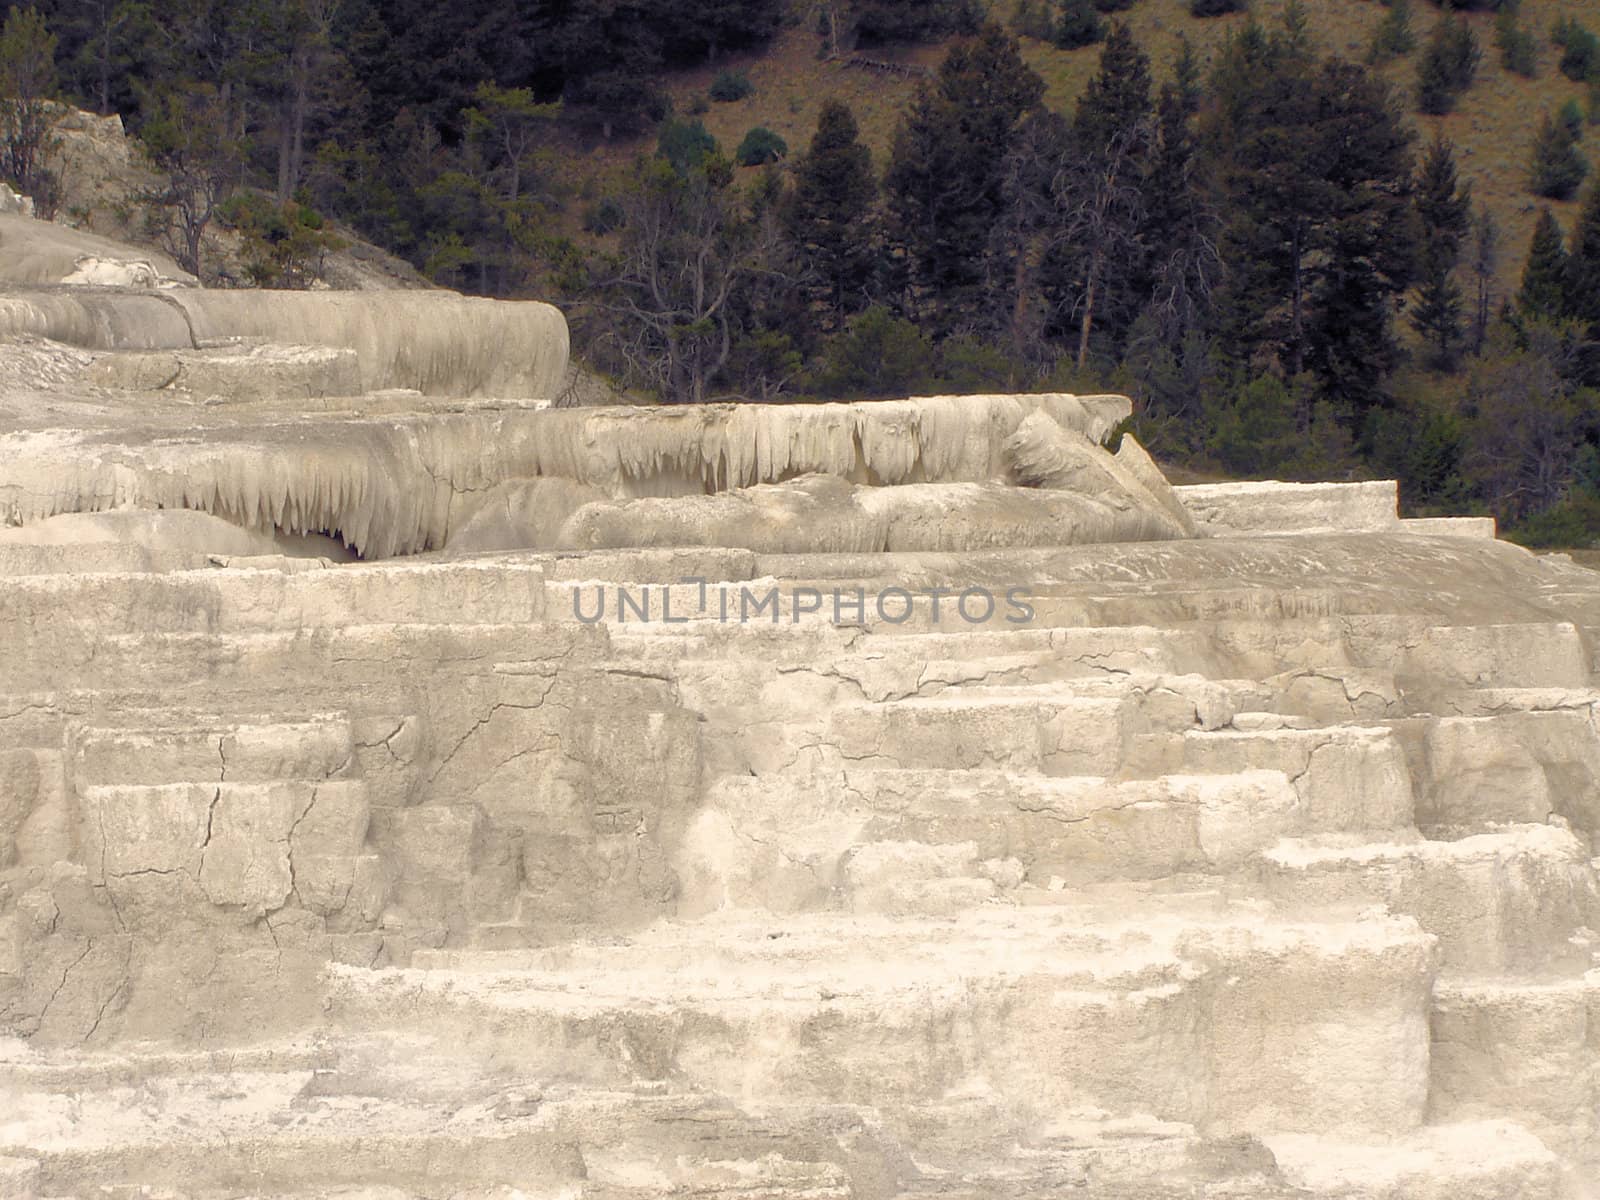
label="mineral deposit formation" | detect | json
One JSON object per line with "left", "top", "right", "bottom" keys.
{"left": 0, "top": 268, "right": 1597, "bottom": 1199}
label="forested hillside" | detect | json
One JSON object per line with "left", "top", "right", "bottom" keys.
{"left": 4, "top": 0, "right": 1600, "bottom": 543}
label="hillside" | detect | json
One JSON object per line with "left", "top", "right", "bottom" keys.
{"left": 564, "top": 0, "right": 1599, "bottom": 306}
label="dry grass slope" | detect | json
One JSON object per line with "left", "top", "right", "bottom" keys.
{"left": 566, "top": 0, "right": 1600, "bottom": 307}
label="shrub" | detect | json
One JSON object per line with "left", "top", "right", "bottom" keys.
{"left": 582, "top": 195, "right": 626, "bottom": 234}
{"left": 709, "top": 69, "right": 754, "bottom": 102}
{"left": 810, "top": 306, "right": 934, "bottom": 397}
{"left": 1495, "top": 7, "right": 1538, "bottom": 77}
{"left": 1553, "top": 17, "right": 1600, "bottom": 83}
{"left": 657, "top": 119, "right": 718, "bottom": 172}
{"left": 1368, "top": 0, "right": 1416, "bottom": 64}
{"left": 936, "top": 335, "right": 1013, "bottom": 391}
{"left": 735, "top": 126, "right": 787, "bottom": 166}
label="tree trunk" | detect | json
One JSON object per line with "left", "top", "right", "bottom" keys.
{"left": 1076, "top": 250, "right": 1102, "bottom": 372}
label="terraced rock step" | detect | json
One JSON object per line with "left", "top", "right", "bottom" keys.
{"left": 681, "top": 768, "right": 1321, "bottom": 913}
{"left": 72, "top": 719, "right": 357, "bottom": 788}
{"left": 330, "top": 906, "right": 1436, "bottom": 1139}
{"left": 8, "top": 360, "right": 1600, "bottom": 1196}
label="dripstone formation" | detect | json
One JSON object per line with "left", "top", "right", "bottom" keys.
{"left": 1, "top": 274, "right": 1598, "bottom": 1199}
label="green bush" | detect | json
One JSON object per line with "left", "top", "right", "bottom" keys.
{"left": 1506, "top": 491, "right": 1600, "bottom": 548}
{"left": 735, "top": 126, "right": 787, "bottom": 166}
{"left": 657, "top": 119, "right": 719, "bottom": 172}
{"left": 936, "top": 335, "right": 1013, "bottom": 392}
{"left": 810, "top": 306, "right": 934, "bottom": 397}
{"left": 1553, "top": 17, "right": 1600, "bottom": 83}
{"left": 1495, "top": 7, "right": 1538, "bottom": 77}
{"left": 1367, "top": 0, "right": 1416, "bottom": 64}
{"left": 709, "top": 69, "right": 754, "bottom": 102}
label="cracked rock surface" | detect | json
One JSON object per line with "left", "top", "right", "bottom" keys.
{"left": 2, "top": 275, "right": 1599, "bottom": 1198}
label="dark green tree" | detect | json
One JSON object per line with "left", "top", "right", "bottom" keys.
{"left": 1552, "top": 16, "right": 1599, "bottom": 83}
{"left": 1136, "top": 34, "right": 1219, "bottom": 350}
{"left": 782, "top": 99, "right": 877, "bottom": 318}
{"left": 810, "top": 304, "right": 935, "bottom": 396}
{"left": 1053, "top": 0, "right": 1105, "bottom": 50}
{"left": 1072, "top": 21, "right": 1150, "bottom": 154}
{"left": 852, "top": 0, "right": 982, "bottom": 46}
{"left": 884, "top": 22, "right": 1044, "bottom": 329}
{"left": 1050, "top": 22, "right": 1154, "bottom": 367}
{"left": 1204, "top": 21, "right": 1418, "bottom": 417}
{"left": 1411, "top": 136, "right": 1471, "bottom": 368}
{"left": 1529, "top": 108, "right": 1589, "bottom": 201}
{"left": 1567, "top": 184, "right": 1600, "bottom": 327}
{"left": 1416, "top": 15, "right": 1479, "bottom": 116}
{"left": 1517, "top": 207, "right": 1569, "bottom": 321}
{"left": 1368, "top": 0, "right": 1416, "bottom": 64}
{"left": 1494, "top": 5, "right": 1537, "bottom": 77}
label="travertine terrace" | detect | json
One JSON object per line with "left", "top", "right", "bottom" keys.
{"left": 2, "top": 265, "right": 1599, "bottom": 1198}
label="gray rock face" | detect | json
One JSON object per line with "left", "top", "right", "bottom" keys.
{"left": 1, "top": 270, "right": 1598, "bottom": 1198}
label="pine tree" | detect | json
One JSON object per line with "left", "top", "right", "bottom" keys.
{"left": 885, "top": 23, "right": 1044, "bottom": 328}
{"left": 1054, "top": 0, "right": 1105, "bottom": 50}
{"left": 1416, "top": 15, "right": 1478, "bottom": 116}
{"left": 1368, "top": 0, "right": 1416, "bottom": 65}
{"left": 1411, "top": 137, "right": 1471, "bottom": 368}
{"left": 1529, "top": 109, "right": 1589, "bottom": 201}
{"left": 1517, "top": 207, "right": 1569, "bottom": 320}
{"left": 1051, "top": 21, "right": 1155, "bottom": 367}
{"left": 1072, "top": 22, "right": 1150, "bottom": 155}
{"left": 1136, "top": 35, "right": 1219, "bottom": 349}
{"left": 1494, "top": 5, "right": 1537, "bottom": 77}
{"left": 1204, "top": 23, "right": 1417, "bottom": 416}
{"left": 1567, "top": 184, "right": 1600, "bottom": 327}
{"left": 782, "top": 100, "right": 877, "bottom": 319}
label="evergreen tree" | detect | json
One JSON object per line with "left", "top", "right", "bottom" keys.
{"left": 885, "top": 23, "right": 1044, "bottom": 329}
{"left": 1054, "top": 0, "right": 1105, "bottom": 50}
{"left": 1416, "top": 15, "right": 1479, "bottom": 116}
{"left": 1567, "top": 184, "right": 1600, "bottom": 327}
{"left": 1517, "top": 207, "right": 1568, "bottom": 321}
{"left": 1552, "top": 16, "right": 1599, "bottom": 83}
{"left": 1528, "top": 109, "right": 1589, "bottom": 201}
{"left": 1140, "top": 36, "right": 1215, "bottom": 336}
{"left": 782, "top": 99, "right": 877, "bottom": 318}
{"left": 1411, "top": 137, "right": 1471, "bottom": 368}
{"left": 1050, "top": 21, "right": 1154, "bottom": 367}
{"left": 856, "top": 0, "right": 984, "bottom": 46}
{"left": 1494, "top": 5, "right": 1537, "bottom": 77}
{"left": 1368, "top": 0, "right": 1416, "bottom": 65}
{"left": 1072, "top": 22, "right": 1150, "bottom": 154}
{"left": 1204, "top": 21, "right": 1418, "bottom": 417}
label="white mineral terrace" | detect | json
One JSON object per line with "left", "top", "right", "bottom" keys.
{"left": 0, "top": 282, "right": 1596, "bottom": 1199}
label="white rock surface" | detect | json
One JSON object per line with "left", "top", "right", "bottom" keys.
{"left": 2, "top": 268, "right": 1598, "bottom": 1197}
